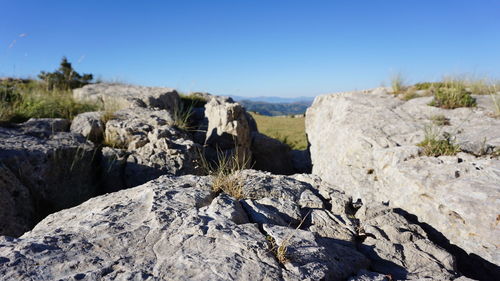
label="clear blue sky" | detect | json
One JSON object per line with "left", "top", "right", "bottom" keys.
{"left": 1, "top": 0, "right": 499, "bottom": 97}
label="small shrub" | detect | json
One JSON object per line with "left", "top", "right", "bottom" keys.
{"left": 417, "top": 128, "right": 460, "bottom": 157}
{"left": 429, "top": 83, "right": 476, "bottom": 109}
{"left": 38, "top": 57, "right": 93, "bottom": 90}
{"left": 430, "top": 114, "right": 450, "bottom": 126}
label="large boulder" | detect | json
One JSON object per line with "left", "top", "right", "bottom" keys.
{"left": 0, "top": 170, "right": 462, "bottom": 280}
{"left": 0, "top": 119, "right": 100, "bottom": 237}
{"left": 204, "top": 97, "right": 252, "bottom": 166}
{"left": 73, "top": 83, "right": 180, "bottom": 114}
{"left": 306, "top": 88, "right": 500, "bottom": 269}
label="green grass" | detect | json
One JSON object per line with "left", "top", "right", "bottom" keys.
{"left": 390, "top": 72, "right": 406, "bottom": 94}
{"left": 250, "top": 112, "right": 307, "bottom": 150}
{"left": 0, "top": 79, "right": 100, "bottom": 123}
{"left": 428, "top": 83, "right": 476, "bottom": 109}
{"left": 430, "top": 114, "right": 450, "bottom": 126}
{"left": 417, "top": 128, "right": 460, "bottom": 157}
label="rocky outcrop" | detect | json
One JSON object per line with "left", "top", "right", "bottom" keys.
{"left": 0, "top": 170, "right": 462, "bottom": 280}
{"left": 306, "top": 88, "right": 500, "bottom": 270}
{"left": 103, "top": 107, "right": 203, "bottom": 188}
{"left": 204, "top": 96, "right": 252, "bottom": 166}
{"left": 0, "top": 119, "right": 100, "bottom": 237}
{"left": 70, "top": 111, "right": 104, "bottom": 143}
{"left": 73, "top": 83, "right": 180, "bottom": 113}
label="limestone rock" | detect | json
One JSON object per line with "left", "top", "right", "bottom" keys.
{"left": 356, "top": 205, "right": 457, "bottom": 280}
{"left": 73, "top": 83, "right": 180, "bottom": 113}
{"left": 0, "top": 119, "right": 99, "bottom": 237}
{"left": 263, "top": 224, "right": 369, "bottom": 280}
{"left": 0, "top": 174, "right": 356, "bottom": 281}
{"left": 204, "top": 96, "right": 252, "bottom": 166}
{"left": 19, "top": 118, "right": 70, "bottom": 138}
{"left": 306, "top": 88, "right": 500, "bottom": 266}
{"left": 103, "top": 107, "right": 202, "bottom": 188}
{"left": 70, "top": 111, "right": 104, "bottom": 142}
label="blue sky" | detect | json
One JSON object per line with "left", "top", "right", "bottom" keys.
{"left": 1, "top": 0, "right": 499, "bottom": 97}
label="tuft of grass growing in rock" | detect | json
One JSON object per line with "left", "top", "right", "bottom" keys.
{"left": 428, "top": 81, "right": 476, "bottom": 109}
{"left": 173, "top": 103, "right": 194, "bottom": 131}
{"left": 430, "top": 114, "right": 450, "bottom": 126}
{"left": 417, "top": 127, "right": 460, "bottom": 157}
{"left": 199, "top": 148, "right": 249, "bottom": 199}
{"left": 266, "top": 235, "right": 289, "bottom": 264}
{"left": 390, "top": 72, "right": 407, "bottom": 94}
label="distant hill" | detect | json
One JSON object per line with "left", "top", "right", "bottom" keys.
{"left": 231, "top": 95, "right": 314, "bottom": 104}
{"left": 237, "top": 100, "right": 311, "bottom": 116}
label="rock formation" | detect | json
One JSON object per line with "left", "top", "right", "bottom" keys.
{"left": 2, "top": 82, "right": 494, "bottom": 280}
{"left": 0, "top": 119, "right": 100, "bottom": 237}
{"left": 306, "top": 88, "right": 500, "bottom": 273}
{"left": 0, "top": 170, "right": 463, "bottom": 280}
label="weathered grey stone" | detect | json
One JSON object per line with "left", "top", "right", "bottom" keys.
{"left": 263, "top": 224, "right": 369, "bottom": 281}
{"left": 0, "top": 120, "right": 99, "bottom": 237}
{"left": 104, "top": 107, "right": 203, "bottom": 188}
{"left": 70, "top": 111, "right": 104, "bottom": 142}
{"left": 308, "top": 209, "right": 356, "bottom": 243}
{"left": 306, "top": 88, "right": 500, "bottom": 265}
{"left": 242, "top": 197, "right": 301, "bottom": 227}
{"left": 298, "top": 189, "right": 324, "bottom": 209}
{"left": 0, "top": 174, "right": 358, "bottom": 281}
{"left": 73, "top": 83, "right": 180, "bottom": 114}
{"left": 251, "top": 132, "right": 294, "bottom": 175}
{"left": 204, "top": 96, "right": 252, "bottom": 166}
{"left": 348, "top": 270, "right": 390, "bottom": 281}
{"left": 237, "top": 170, "right": 310, "bottom": 201}
{"left": 356, "top": 205, "right": 457, "bottom": 280}
{"left": 204, "top": 193, "right": 249, "bottom": 224}
{"left": 20, "top": 118, "right": 70, "bottom": 138}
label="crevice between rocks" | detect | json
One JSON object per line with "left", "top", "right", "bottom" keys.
{"left": 393, "top": 208, "right": 500, "bottom": 280}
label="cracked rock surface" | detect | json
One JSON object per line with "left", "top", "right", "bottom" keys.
{"left": 0, "top": 119, "right": 100, "bottom": 237}
{"left": 0, "top": 170, "right": 463, "bottom": 280}
{"left": 306, "top": 89, "right": 500, "bottom": 266}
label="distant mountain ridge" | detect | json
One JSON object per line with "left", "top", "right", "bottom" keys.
{"left": 228, "top": 95, "right": 314, "bottom": 116}
{"left": 230, "top": 95, "right": 314, "bottom": 104}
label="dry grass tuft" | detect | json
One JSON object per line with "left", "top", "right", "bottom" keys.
{"left": 199, "top": 148, "right": 249, "bottom": 199}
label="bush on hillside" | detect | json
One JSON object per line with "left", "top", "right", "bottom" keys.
{"left": 38, "top": 57, "right": 93, "bottom": 90}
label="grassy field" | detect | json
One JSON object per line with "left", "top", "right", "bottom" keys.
{"left": 250, "top": 112, "right": 307, "bottom": 150}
